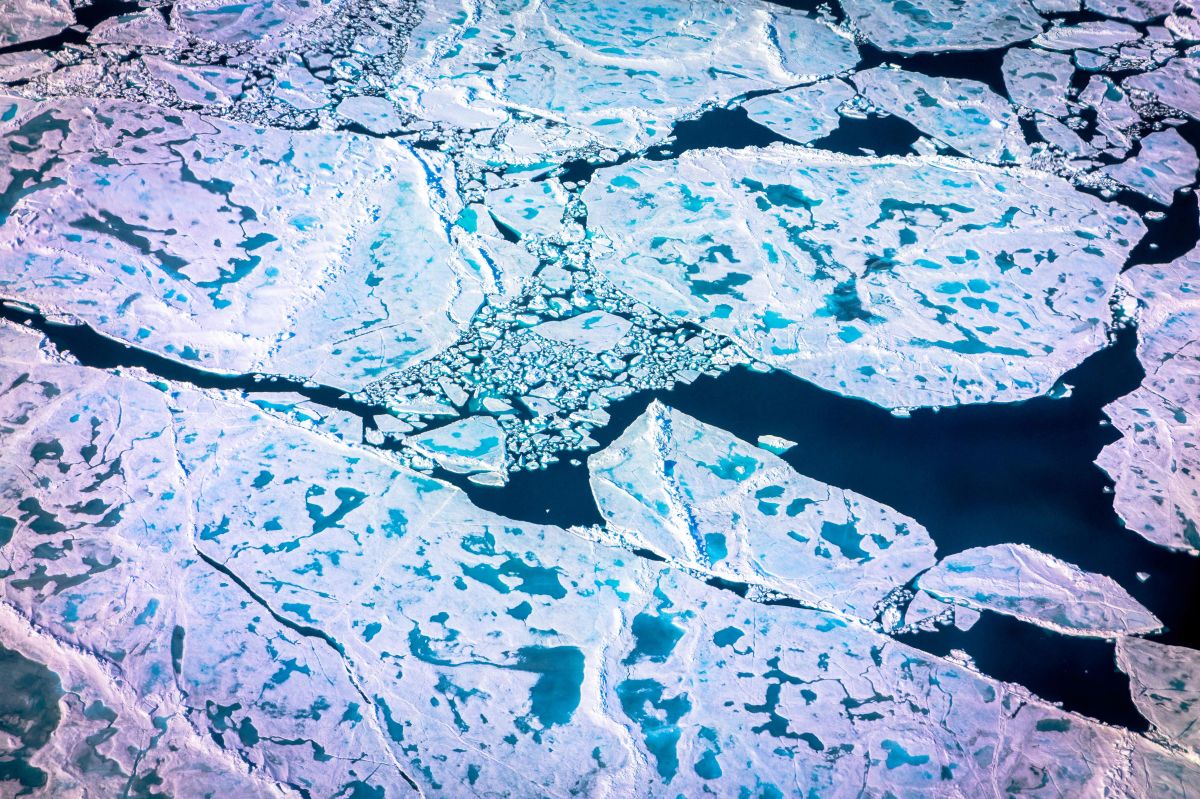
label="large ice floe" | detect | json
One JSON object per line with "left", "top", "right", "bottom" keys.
{"left": 2, "top": 0, "right": 1200, "bottom": 795}
{"left": 0, "top": 94, "right": 523, "bottom": 392}
{"left": 1098, "top": 246, "right": 1200, "bottom": 553}
{"left": 583, "top": 145, "right": 1143, "bottom": 408}
{"left": 2, "top": 324, "right": 1199, "bottom": 797}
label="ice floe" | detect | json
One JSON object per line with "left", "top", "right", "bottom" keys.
{"left": 918, "top": 543, "right": 1162, "bottom": 637}
{"left": 841, "top": 0, "right": 1047, "bottom": 54}
{"left": 588, "top": 401, "right": 938, "bottom": 619}
{"left": 1117, "top": 636, "right": 1200, "bottom": 753}
{"left": 583, "top": 144, "right": 1144, "bottom": 408}
{"left": 1098, "top": 247, "right": 1200, "bottom": 553}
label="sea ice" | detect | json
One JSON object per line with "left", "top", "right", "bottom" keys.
{"left": 853, "top": 67, "right": 1031, "bottom": 164}
{"left": 3, "top": 322, "right": 1197, "bottom": 797}
{"left": 0, "top": 0, "right": 73, "bottom": 48}
{"left": 1097, "top": 248, "right": 1200, "bottom": 553}
{"left": 0, "top": 94, "right": 521, "bottom": 392}
{"left": 393, "top": 0, "right": 856, "bottom": 156}
{"left": 589, "top": 401, "right": 938, "bottom": 620}
{"left": 583, "top": 145, "right": 1144, "bottom": 408}
{"left": 1002, "top": 47, "right": 1077, "bottom": 119}
{"left": 1117, "top": 636, "right": 1200, "bottom": 753}
{"left": 408, "top": 415, "right": 508, "bottom": 477}
{"left": 918, "top": 543, "right": 1162, "bottom": 637}
{"left": 741, "top": 80, "right": 856, "bottom": 145}
{"left": 1102, "top": 128, "right": 1200, "bottom": 205}
{"left": 840, "top": 0, "right": 1046, "bottom": 54}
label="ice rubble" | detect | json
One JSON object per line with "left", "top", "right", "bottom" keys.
{"left": 393, "top": 0, "right": 858, "bottom": 157}
{"left": 853, "top": 67, "right": 1031, "bottom": 164}
{"left": 1097, "top": 247, "right": 1200, "bottom": 553}
{"left": 917, "top": 543, "right": 1162, "bottom": 637}
{"left": 1117, "top": 637, "right": 1200, "bottom": 754}
{"left": 582, "top": 144, "right": 1145, "bottom": 409}
{"left": 2, "top": 322, "right": 1198, "bottom": 797}
{"left": 840, "top": 0, "right": 1047, "bottom": 54}
{"left": 0, "top": 94, "right": 527, "bottom": 392}
{"left": 588, "top": 401, "right": 938, "bottom": 620}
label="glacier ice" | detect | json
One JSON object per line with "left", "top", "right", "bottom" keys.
{"left": 917, "top": 543, "right": 1162, "bottom": 637}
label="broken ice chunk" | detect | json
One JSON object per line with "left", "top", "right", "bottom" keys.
{"left": 394, "top": 0, "right": 851, "bottom": 154}
{"left": 531, "top": 311, "right": 633, "bottom": 354}
{"left": 1102, "top": 128, "right": 1200, "bottom": 206}
{"left": 335, "top": 95, "right": 404, "bottom": 134}
{"left": 1002, "top": 47, "right": 1076, "bottom": 118}
{"left": 840, "top": 0, "right": 1046, "bottom": 54}
{"left": 756, "top": 434, "right": 797, "bottom": 454}
{"left": 1117, "top": 637, "right": 1200, "bottom": 753}
{"left": 918, "top": 543, "right": 1162, "bottom": 637}
{"left": 408, "top": 415, "right": 507, "bottom": 477}
{"left": 485, "top": 180, "right": 570, "bottom": 240}
{"left": 854, "top": 67, "right": 1030, "bottom": 164}
{"left": 588, "top": 401, "right": 937, "bottom": 620}
{"left": 741, "top": 80, "right": 855, "bottom": 145}
{"left": 1097, "top": 248, "right": 1200, "bottom": 553}
{"left": 1033, "top": 20, "right": 1142, "bottom": 50}
{"left": 1124, "top": 55, "right": 1200, "bottom": 121}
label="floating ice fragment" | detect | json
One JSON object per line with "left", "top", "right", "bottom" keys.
{"left": 918, "top": 543, "right": 1162, "bottom": 637}
{"left": 1097, "top": 248, "right": 1200, "bottom": 553}
{"left": 589, "top": 401, "right": 938, "bottom": 620}
{"left": 853, "top": 67, "right": 1031, "bottom": 164}
{"left": 1123, "top": 55, "right": 1200, "bottom": 121}
{"left": 840, "top": 0, "right": 1046, "bottom": 54}
{"left": 531, "top": 311, "right": 633, "bottom": 354}
{"left": 741, "top": 80, "right": 855, "bottom": 145}
{"left": 583, "top": 145, "right": 1144, "bottom": 408}
{"left": 409, "top": 415, "right": 508, "bottom": 477}
{"left": 336, "top": 95, "right": 405, "bottom": 134}
{"left": 1033, "top": 20, "right": 1142, "bottom": 50}
{"left": 394, "top": 0, "right": 852, "bottom": 154}
{"left": 0, "top": 95, "right": 517, "bottom": 392}
{"left": 1102, "top": 128, "right": 1200, "bottom": 206}
{"left": 756, "top": 434, "right": 797, "bottom": 454}
{"left": 1117, "top": 637, "right": 1200, "bottom": 753}
{"left": 1002, "top": 47, "right": 1076, "bottom": 118}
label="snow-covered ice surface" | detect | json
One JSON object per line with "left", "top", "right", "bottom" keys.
{"left": 1098, "top": 247, "right": 1200, "bottom": 553}
{"left": 918, "top": 543, "right": 1163, "bottom": 637}
{"left": 2, "top": 0, "right": 1200, "bottom": 795}
{"left": 583, "top": 146, "right": 1142, "bottom": 408}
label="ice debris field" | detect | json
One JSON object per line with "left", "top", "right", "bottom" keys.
{"left": 0, "top": 0, "right": 1199, "bottom": 796}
